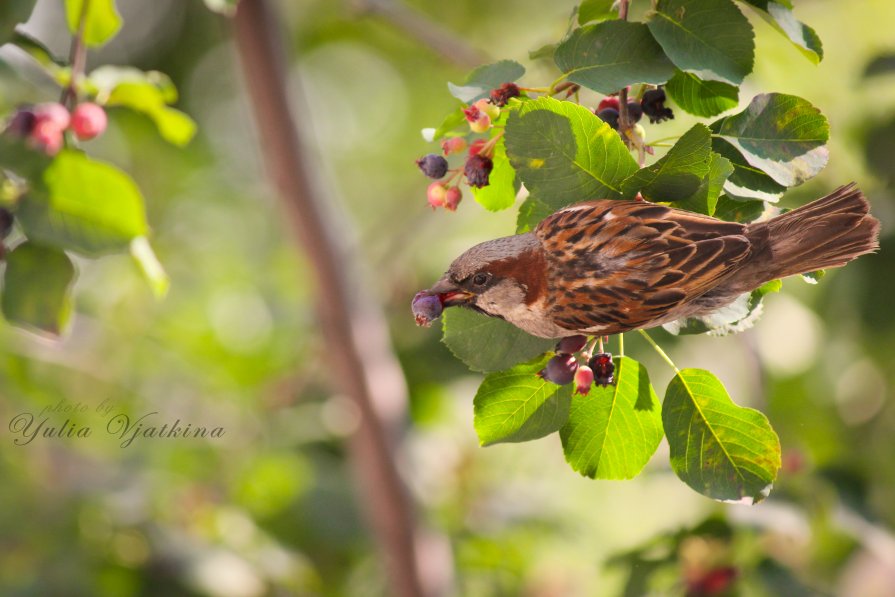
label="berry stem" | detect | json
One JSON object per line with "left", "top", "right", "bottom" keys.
{"left": 546, "top": 73, "right": 570, "bottom": 95}
{"left": 598, "top": 336, "right": 604, "bottom": 353}
{"left": 618, "top": 333, "right": 625, "bottom": 357}
{"left": 60, "top": 0, "right": 91, "bottom": 110}
{"left": 478, "top": 129, "right": 504, "bottom": 157}
{"left": 638, "top": 329, "right": 680, "bottom": 374}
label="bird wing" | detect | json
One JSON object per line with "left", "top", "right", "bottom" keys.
{"left": 535, "top": 200, "right": 753, "bottom": 334}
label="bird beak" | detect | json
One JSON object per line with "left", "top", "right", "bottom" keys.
{"left": 426, "top": 277, "right": 475, "bottom": 306}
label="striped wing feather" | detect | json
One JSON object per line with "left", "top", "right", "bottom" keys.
{"left": 535, "top": 200, "right": 753, "bottom": 334}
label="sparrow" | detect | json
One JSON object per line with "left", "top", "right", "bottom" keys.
{"left": 418, "top": 184, "right": 879, "bottom": 339}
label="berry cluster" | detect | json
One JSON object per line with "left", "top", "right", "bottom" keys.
{"left": 416, "top": 84, "right": 521, "bottom": 211}
{"left": 594, "top": 86, "right": 673, "bottom": 152}
{"left": 4, "top": 102, "right": 108, "bottom": 156}
{"left": 538, "top": 335, "right": 616, "bottom": 394}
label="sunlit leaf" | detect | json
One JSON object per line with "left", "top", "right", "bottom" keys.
{"left": 648, "top": 0, "right": 754, "bottom": 86}
{"left": 471, "top": 135, "right": 518, "bottom": 211}
{"left": 17, "top": 150, "right": 148, "bottom": 255}
{"left": 663, "top": 369, "right": 780, "bottom": 502}
{"left": 130, "top": 236, "right": 169, "bottom": 299}
{"left": 560, "top": 357, "right": 663, "bottom": 479}
{"left": 474, "top": 354, "right": 572, "bottom": 445}
{"left": 711, "top": 93, "right": 829, "bottom": 187}
{"left": 515, "top": 196, "right": 554, "bottom": 233}
{"left": 505, "top": 96, "right": 638, "bottom": 211}
{"left": 65, "top": 0, "right": 121, "bottom": 47}
{"left": 712, "top": 138, "right": 786, "bottom": 202}
{"left": 622, "top": 124, "right": 713, "bottom": 202}
{"left": 448, "top": 60, "right": 525, "bottom": 104}
{"left": 442, "top": 308, "right": 554, "bottom": 374}
{"left": 1, "top": 242, "right": 75, "bottom": 335}
{"left": 577, "top": 0, "right": 616, "bottom": 24}
{"left": 554, "top": 21, "right": 675, "bottom": 94}
{"left": 665, "top": 70, "right": 738, "bottom": 117}
{"left": 741, "top": 0, "right": 823, "bottom": 63}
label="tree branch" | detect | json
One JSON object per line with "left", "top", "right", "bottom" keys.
{"left": 232, "top": 2, "right": 441, "bottom": 595}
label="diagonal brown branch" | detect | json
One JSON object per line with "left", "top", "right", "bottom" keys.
{"left": 232, "top": 1, "right": 441, "bottom": 595}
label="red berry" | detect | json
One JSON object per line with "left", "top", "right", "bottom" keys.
{"left": 687, "top": 566, "right": 738, "bottom": 596}
{"left": 539, "top": 354, "right": 578, "bottom": 386}
{"left": 30, "top": 119, "right": 63, "bottom": 155}
{"left": 597, "top": 97, "right": 620, "bottom": 112}
{"left": 441, "top": 136, "right": 467, "bottom": 156}
{"left": 556, "top": 335, "right": 587, "bottom": 354}
{"left": 416, "top": 153, "right": 449, "bottom": 179}
{"left": 468, "top": 139, "right": 488, "bottom": 156}
{"left": 574, "top": 366, "right": 594, "bottom": 396}
{"left": 427, "top": 182, "right": 447, "bottom": 208}
{"left": 70, "top": 102, "right": 107, "bottom": 140}
{"left": 444, "top": 187, "right": 462, "bottom": 211}
{"left": 412, "top": 291, "right": 443, "bottom": 327}
{"left": 489, "top": 82, "right": 520, "bottom": 107}
{"left": 34, "top": 102, "right": 70, "bottom": 130}
{"left": 464, "top": 154, "right": 493, "bottom": 188}
{"left": 588, "top": 352, "right": 615, "bottom": 387}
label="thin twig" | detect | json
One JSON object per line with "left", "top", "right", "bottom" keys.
{"left": 60, "top": 0, "right": 90, "bottom": 109}
{"left": 232, "top": 2, "right": 438, "bottom": 596}
{"left": 616, "top": 0, "right": 633, "bottom": 140}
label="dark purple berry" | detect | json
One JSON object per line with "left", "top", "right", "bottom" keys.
{"left": 556, "top": 335, "right": 587, "bottom": 354}
{"left": 574, "top": 366, "right": 594, "bottom": 396}
{"left": 490, "top": 82, "right": 521, "bottom": 107}
{"left": 641, "top": 88, "right": 674, "bottom": 123}
{"left": 539, "top": 353, "right": 578, "bottom": 386}
{"left": 464, "top": 154, "right": 493, "bottom": 188}
{"left": 411, "top": 291, "right": 443, "bottom": 327}
{"left": 625, "top": 101, "right": 643, "bottom": 123}
{"left": 5, "top": 107, "right": 36, "bottom": 137}
{"left": 0, "top": 208, "right": 13, "bottom": 239}
{"left": 597, "top": 108, "right": 619, "bottom": 130}
{"left": 416, "top": 154, "right": 449, "bottom": 179}
{"left": 588, "top": 352, "right": 615, "bottom": 387}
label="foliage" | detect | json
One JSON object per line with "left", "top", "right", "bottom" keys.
{"left": 418, "top": 0, "right": 839, "bottom": 503}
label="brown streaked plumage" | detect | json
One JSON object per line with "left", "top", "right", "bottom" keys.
{"left": 422, "top": 184, "right": 880, "bottom": 339}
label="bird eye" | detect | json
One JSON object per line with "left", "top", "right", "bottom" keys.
{"left": 472, "top": 272, "right": 491, "bottom": 287}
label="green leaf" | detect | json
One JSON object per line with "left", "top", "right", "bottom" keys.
{"left": 560, "top": 357, "right": 663, "bottom": 480}
{"left": 663, "top": 369, "right": 780, "bottom": 503}
{"left": 65, "top": 0, "right": 121, "bottom": 48}
{"left": 0, "top": 135, "right": 52, "bottom": 182}
{"left": 577, "top": 0, "right": 616, "bottom": 24}
{"left": 529, "top": 42, "right": 557, "bottom": 62}
{"left": 106, "top": 82, "right": 196, "bottom": 146}
{"left": 711, "top": 138, "right": 786, "bottom": 202}
{"left": 863, "top": 53, "right": 895, "bottom": 79}
{"left": 801, "top": 269, "right": 825, "bottom": 284}
{"left": 474, "top": 354, "right": 572, "bottom": 445}
{"left": 17, "top": 150, "right": 148, "bottom": 255}
{"left": 471, "top": 135, "right": 518, "bottom": 211}
{"left": 515, "top": 196, "right": 554, "bottom": 233}
{"left": 711, "top": 93, "right": 829, "bottom": 187}
{"left": 448, "top": 60, "right": 525, "bottom": 104}
{"left": 673, "top": 151, "right": 734, "bottom": 216}
{"left": 0, "top": 0, "right": 37, "bottom": 45}
{"left": 664, "top": 70, "right": 738, "bottom": 117}
{"left": 203, "top": 0, "right": 238, "bottom": 16}
{"left": 505, "top": 97, "right": 638, "bottom": 209}
{"left": 554, "top": 21, "right": 675, "bottom": 94}
{"left": 740, "top": 0, "right": 823, "bottom": 63}
{"left": 648, "top": 0, "right": 755, "bottom": 86}
{"left": 130, "top": 236, "right": 169, "bottom": 298}
{"left": 714, "top": 195, "right": 766, "bottom": 222}
{"left": 8, "top": 31, "right": 65, "bottom": 71}
{"left": 1, "top": 242, "right": 75, "bottom": 335}
{"left": 622, "top": 124, "right": 713, "bottom": 202}
{"left": 431, "top": 106, "right": 467, "bottom": 141}
{"left": 442, "top": 308, "right": 555, "bottom": 374}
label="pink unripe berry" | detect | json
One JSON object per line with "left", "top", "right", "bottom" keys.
{"left": 574, "top": 366, "right": 595, "bottom": 396}
{"left": 473, "top": 98, "right": 500, "bottom": 121}
{"left": 469, "top": 113, "right": 490, "bottom": 133}
{"left": 427, "top": 182, "right": 447, "bottom": 209}
{"left": 441, "top": 136, "right": 467, "bottom": 156}
{"left": 30, "top": 119, "right": 64, "bottom": 155}
{"left": 70, "top": 102, "right": 107, "bottom": 141}
{"left": 444, "top": 187, "right": 462, "bottom": 211}
{"left": 468, "top": 139, "right": 487, "bottom": 156}
{"left": 34, "top": 102, "right": 70, "bottom": 130}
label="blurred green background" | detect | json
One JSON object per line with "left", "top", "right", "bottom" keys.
{"left": 1, "top": 0, "right": 894, "bottom": 595}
